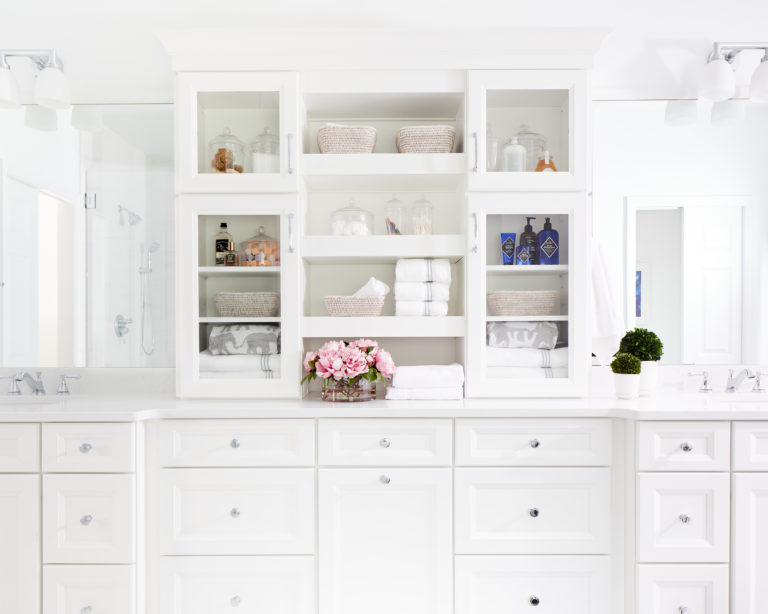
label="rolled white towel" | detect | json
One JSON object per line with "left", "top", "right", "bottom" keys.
{"left": 486, "top": 366, "right": 568, "bottom": 379}
{"left": 385, "top": 386, "right": 464, "bottom": 400}
{"left": 199, "top": 350, "right": 280, "bottom": 373}
{"left": 395, "top": 301, "right": 448, "bottom": 316}
{"left": 394, "top": 282, "right": 450, "bottom": 302}
{"left": 395, "top": 259, "right": 451, "bottom": 283}
{"left": 353, "top": 276, "right": 390, "bottom": 297}
{"left": 486, "top": 347, "right": 568, "bottom": 368}
{"left": 486, "top": 321, "right": 559, "bottom": 349}
{"left": 392, "top": 363, "right": 464, "bottom": 389}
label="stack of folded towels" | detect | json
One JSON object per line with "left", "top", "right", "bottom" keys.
{"left": 385, "top": 363, "right": 464, "bottom": 400}
{"left": 394, "top": 258, "right": 451, "bottom": 316}
{"left": 486, "top": 321, "right": 567, "bottom": 378}
{"left": 200, "top": 324, "right": 280, "bottom": 379}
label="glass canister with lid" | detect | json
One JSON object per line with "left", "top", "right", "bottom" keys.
{"left": 515, "top": 124, "right": 547, "bottom": 172}
{"left": 239, "top": 226, "right": 280, "bottom": 266}
{"left": 411, "top": 195, "right": 434, "bottom": 235}
{"left": 331, "top": 198, "right": 374, "bottom": 236}
{"left": 250, "top": 127, "right": 280, "bottom": 174}
{"left": 384, "top": 195, "right": 407, "bottom": 235}
{"left": 209, "top": 127, "right": 245, "bottom": 174}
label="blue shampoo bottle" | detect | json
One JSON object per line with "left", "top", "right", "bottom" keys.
{"left": 537, "top": 217, "right": 559, "bottom": 265}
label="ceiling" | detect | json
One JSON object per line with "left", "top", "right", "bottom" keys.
{"left": 2, "top": 0, "right": 768, "bottom": 103}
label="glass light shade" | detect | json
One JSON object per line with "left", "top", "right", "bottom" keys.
{"left": 699, "top": 59, "right": 736, "bottom": 101}
{"left": 34, "top": 66, "right": 71, "bottom": 109}
{"left": 0, "top": 65, "right": 21, "bottom": 109}
{"left": 750, "top": 59, "right": 768, "bottom": 101}
{"left": 24, "top": 105, "right": 58, "bottom": 131}
{"left": 664, "top": 100, "right": 698, "bottom": 126}
{"left": 710, "top": 99, "right": 746, "bottom": 125}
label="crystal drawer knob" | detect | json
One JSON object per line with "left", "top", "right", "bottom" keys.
{"left": 680, "top": 442, "right": 693, "bottom": 452}
{"left": 529, "top": 508, "right": 540, "bottom": 518}
{"left": 231, "top": 595, "right": 241, "bottom": 607}
{"left": 230, "top": 438, "right": 240, "bottom": 449}
{"left": 530, "top": 439, "right": 541, "bottom": 449}
{"left": 379, "top": 438, "right": 391, "bottom": 449}
{"left": 230, "top": 508, "right": 241, "bottom": 518}
{"left": 80, "top": 607, "right": 93, "bottom": 614}
{"left": 529, "top": 596, "right": 540, "bottom": 606}
{"left": 679, "top": 607, "right": 689, "bottom": 614}
{"left": 80, "top": 515, "right": 93, "bottom": 526}
{"left": 380, "top": 475, "right": 391, "bottom": 485}
{"left": 679, "top": 514, "right": 691, "bottom": 524}
{"left": 79, "top": 443, "right": 92, "bottom": 454}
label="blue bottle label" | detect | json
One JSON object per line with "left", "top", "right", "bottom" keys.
{"left": 540, "top": 236, "right": 558, "bottom": 259}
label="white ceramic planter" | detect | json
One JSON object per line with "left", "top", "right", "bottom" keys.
{"left": 614, "top": 373, "right": 640, "bottom": 400}
{"left": 639, "top": 361, "right": 659, "bottom": 396}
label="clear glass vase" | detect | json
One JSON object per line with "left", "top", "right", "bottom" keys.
{"left": 321, "top": 378, "right": 377, "bottom": 402}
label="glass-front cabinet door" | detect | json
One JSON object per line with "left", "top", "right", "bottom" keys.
{"left": 177, "top": 195, "right": 300, "bottom": 398}
{"left": 176, "top": 72, "right": 299, "bottom": 193}
{"left": 467, "top": 70, "right": 586, "bottom": 191}
{"left": 465, "top": 193, "right": 588, "bottom": 397}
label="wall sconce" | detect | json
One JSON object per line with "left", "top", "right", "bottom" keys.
{"left": 0, "top": 49, "right": 71, "bottom": 110}
{"left": 699, "top": 42, "right": 768, "bottom": 102}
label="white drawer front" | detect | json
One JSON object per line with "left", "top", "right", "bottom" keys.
{"left": 733, "top": 422, "right": 768, "bottom": 470}
{"left": 456, "top": 419, "right": 612, "bottom": 466}
{"left": 455, "top": 556, "right": 610, "bottom": 614}
{"left": 155, "top": 468, "right": 314, "bottom": 555}
{"left": 43, "top": 565, "right": 135, "bottom": 614}
{"left": 154, "top": 419, "right": 314, "bottom": 467}
{"left": 636, "top": 564, "right": 728, "bottom": 614}
{"left": 636, "top": 473, "right": 729, "bottom": 563}
{"left": 157, "top": 556, "right": 314, "bottom": 614}
{"left": 455, "top": 468, "right": 611, "bottom": 554}
{"left": 318, "top": 419, "right": 452, "bottom": 466}
{"left": 637, "top": 421, "right": 730, "bottom": 471}
{"left": 42, "top": 423, "right": 135, "bottom": 473}
{"left": 43, "top": 474, "right": 136, "bottom": 564}
{"left": 0, "top": 423, "right": 39, "bottom": 472}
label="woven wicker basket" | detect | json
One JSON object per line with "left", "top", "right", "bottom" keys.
{"left": 487, "top": 291, "right": 558, "bottom": 317}
{"left": 396, "top": 125, "right": 456, "bottom": 153}
{"left": 214, "top": 292, "right": 280, "bottom": 317}
{"left": 324, "top": 296, "right": 385, "bottom": 317}
{"left": 317, "top": 125, "right": 377, "bottom": 154}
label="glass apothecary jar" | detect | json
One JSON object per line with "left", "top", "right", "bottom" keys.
{"left": 515, "top": 124, "right": 547, "bottom": 172}
{"left": 239, "top": 225, "right": 280, "bottom": 266}
{"left": 331, "top": 199, "right": 374, "bottom": 236}
{"left": 208, "top": 127, "right": 245, "bottom": 174}
{"left": 250, "top": 127, "right": 280, "bottom": 174}
{"left": 384, "top": 195, "right": 407, "bottom": 235}
{"left": 411, "top": 195, "right": 433, "bottom": 235}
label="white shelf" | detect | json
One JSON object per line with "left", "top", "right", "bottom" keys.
{"left": 486, "top": 315, "right": 568, "bottom": 322}
{"left": 486, "top": 264, "right": 568, "bottom": 274}
{"left": 302, "top": 235, "right": 465, "bottom": 264}
{"left": 302, "top": 316, "right": 465, "bottom": 338}
{"left": 198, "top": 266, "right": 280, "bottom": 277}
{"left": 199, "top": 317, "right": 281, "bottom": 323}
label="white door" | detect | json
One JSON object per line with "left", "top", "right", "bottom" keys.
{"left": 318, "top": 468, "right": 452, "bottom": 614}
{"left": 732, "top": 473, "right": 768, "bottom": 614}
{"left": 0, "top": 475, "right": 40, "bottom": 614}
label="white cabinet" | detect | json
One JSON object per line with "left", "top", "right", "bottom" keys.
{"left": 318, "top": 468, "right": 452, "bottom": 614}
{"left": 636, "top": 421, "right": 730, "bottom": 471}
{"left": 454, "top": 467, "right": 610, "bottom": 554}
{"left": 0, "top": 423, "right": 40, "bottom": 472}
{"left": 42, "top": 423, "right": 135, "bottom": 473}
{"left": 0, "top": 474, "right": 40, "bottom": 614}
{"left": 733, "top": 422, "right": 768, "bottom": 470}
{"left": 732, "top": 473, "right": 768, "bottom": 614}
{"left": 42, "top": 565, "right": 135, "bottom": 614}
{"left": 636, "top": 564, "right": 729, "bottom": 614}
{"left": 455, "top": 556, "right": 610, "bottom": 614}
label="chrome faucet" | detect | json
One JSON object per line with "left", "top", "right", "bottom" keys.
{"left": 20, "top": 371, "right": 46, "bottom": 396}
{"left": 725, "top": 368, "right": 754, "bottom": 393}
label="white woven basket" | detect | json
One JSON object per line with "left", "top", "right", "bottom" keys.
{"left": 317, "top": 125, "right": 377, "bottom": 154}
{"left": 487, "top": 290, "right": 558, "bottom": 317}
{"left": 396, "top": 125, "right": 456, "bottom": 153}
{"left": 214, "top": 292, "right": 280, "bottom": 317}
{"left": 324, "top": 296, "right": 385, "bottom": 317}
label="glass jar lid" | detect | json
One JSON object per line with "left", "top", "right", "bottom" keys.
{"left": 210, "top": 127, "right": 245, "bottom": 148}
{"left": 515, "top": 124, "right": 546, "bottom": 146}
{"left": 251, "top": 127, "right": 279, "bottom": 154}
{"left": 241, "top": 225, "right": 276, "bottom": 246}
{"left": 332, "top": 198, "right": 372, "bottom": 215}
{"left": 412, "top": 194, "right": 433, "bottom": 209}
{"left": 385, "top": 195, "right": 405, "bottom": 208}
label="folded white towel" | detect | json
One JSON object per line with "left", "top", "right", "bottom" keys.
{"left": 353, "top": 276, "right": 390, "bottom": 297}
{"left": 199, "top": 350, "right": 280, "bottom": 374}
{"left": 486, "top": 346, "right": 569, "bottom": 368}
{"left": 208, "top": 324, "right": 280, "bottom": 355}
{"left": 395, "top": 259, "right": 451, "bottom": 283}
{"left": 395, "top": 301, "right": 448, "bottom": 316}
{"left": 200, "top": 370, "right": 281, "bottom": 379}
{"left": 392, "top": 363, "right": 464, "bottom": 389}
{"left": 394, "top": 282, "right": 450, "bottom": 302}
{"left": 486, "top": 366, "right": 568, "bottom": 379}
{"left": 385, "top": 386, "right": 464, "bottom": 400}
{"left": 591, "top": 242, "right": 625, "bottom": 364}
{"left": 486, "top": 321, "right": 559, "bottom": 349}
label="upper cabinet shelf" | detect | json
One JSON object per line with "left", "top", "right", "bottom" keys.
{"left": 302, "top": 235, "right": 465, "bottom": 264}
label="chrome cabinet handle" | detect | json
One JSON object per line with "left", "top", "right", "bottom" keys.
{"left": 529, "top": 596, "right": 540, "bottom": 606}
{"left": 230, "top": 438, "right": 241, "bottom": 449}
{"left": 380, "top": 475, "right": 391, "bottom": 485}
{"left": 529, "top": 508, "right": 540, "bottom": 518}
{"left": 679, "top": 513, "right": 691, "bottom": 524}
{"left": 379, "top": 438, "right": 391, "bottom": 449}
{"left": 680, "top": 442, "right": 692, "bottom": 453}
{"left": 530, "top": 438, "right": 541, "bottom": 449}
{"left": 230, "top": 508, "right": 241, "bottom": 518}
{"left": 288, "top": 213, "right": 295, "bottom": 253}
{"left": 80, "top": 515, "right": 93, "bottom": 526}
{"left": 287, "top": 133, "right": 294, "bottom": 175}
{"left": 79, "top": 443, "right": 93, "bottom": 454}
{"left": 472, "top": 131, "right": 478, "bottom": 173}
{"left": 472, "top": 213, "right": 479, "bottom": 253}
{"left": 679, "top": 607, "right": 689, "bottom": 614}
{"left": 231, "top": 595, "right": 241, "bottom": 607}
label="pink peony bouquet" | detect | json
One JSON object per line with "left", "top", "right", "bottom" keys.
{"left": 302, "top": 339, "right": 396, "bottom": 386}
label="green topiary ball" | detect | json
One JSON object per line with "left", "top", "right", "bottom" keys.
{"left": 619, "top": 328, "right": 663, "bottom": 362}
{"left": 611, "top": 352, "right": 641, "bottom": 375}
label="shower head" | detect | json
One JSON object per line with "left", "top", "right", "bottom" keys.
{"left": 118, "top": 205, "right": 142, "bottom": 226}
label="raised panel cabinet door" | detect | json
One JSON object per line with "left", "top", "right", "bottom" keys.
{"left": 636, "top": 564, "right": 728, "bottom": 614}
{"left": 0, "top": 423, "right": 40, "bottom": 472}
{"left": 455, "top": 556, "right": 610, "bottom": 614}
{"left": 318, "top": 468, "right": 452, "bottom": 614}
{"left": 733, "top": 422, "right": 768, "bottom": 470}
{"left": 43, "top": 565, "right": 135, "bottom": 614}
{"left": 154, "top": 468, "right": 314, "bottom": 555}
{"left": 732, "top": 473, "right": 768, "bottom": 614}
{"left": 636, "top": 473, "right": 730, "bottom": 563}
{"left": 156, "top": 556, "right": 314, "bottom": 614}
{"left": 454, "top": 468, "right": 611, "bottom": 554}
{"left": 0, "top": 474, "right": 40, "bottom": 614}
{"left": 636, "top": 421, "right": 730, "bottom": 471}
{"left": 42, "top": 474, "right": 136, "bottom": 564}
{"left": 42, "top": 423, "right": 135, "bottom": 473}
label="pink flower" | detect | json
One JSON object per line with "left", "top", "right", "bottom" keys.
{"left": 314, "top": 354, "right": 337, "bottom": 379}
{"left": 350, "top": 338, "right": 378, "bottom": 351}
{"left": 303, "top": 351, "right": 318, "bottom": 373}
{"left": 374, "top": 349, "right": 396, "bottom": 378}
{"left": 342, "top": 346, "right": 369, "bottom": 379}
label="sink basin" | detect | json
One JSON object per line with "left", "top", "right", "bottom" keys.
{"left": 0, "top": 395, "right": 61, "bottom": 405}
{"left": 711, "top": 393, "right": 768, "bottom": 404}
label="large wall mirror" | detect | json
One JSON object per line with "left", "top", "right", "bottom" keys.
{"left": 0, "top": 104, "right": 174, "bottom": 368}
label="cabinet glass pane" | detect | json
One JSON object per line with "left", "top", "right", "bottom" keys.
{"left": 197, "top": 92, "right": 280, "bottom": 175}
{"left": 486, "top": 90, "right": 569, "bottom": 174}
